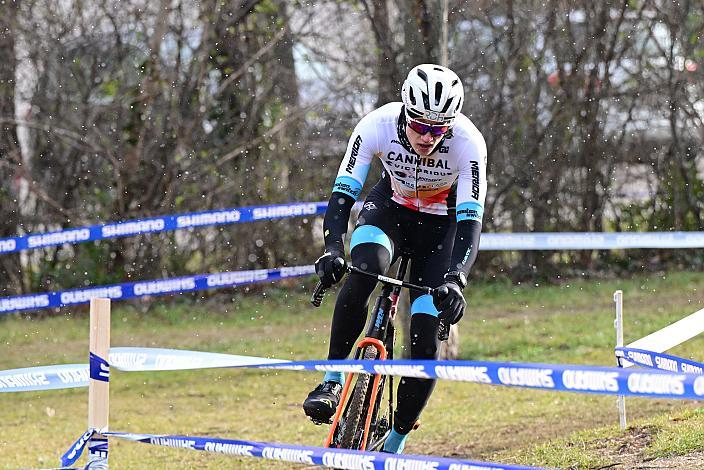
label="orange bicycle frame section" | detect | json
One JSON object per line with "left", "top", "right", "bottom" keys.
{"left": 324, "top": 337, "right": 388, "bottom": 450}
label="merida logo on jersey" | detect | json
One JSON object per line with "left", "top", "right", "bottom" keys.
{"left": 386, "top": 152, "right": 449, "bottom": 169}
{"left": 346, "top": 135, "right": 363, "bottom": 173}
{"left": 471, "top": 161, "right": 480, "bottom": 199}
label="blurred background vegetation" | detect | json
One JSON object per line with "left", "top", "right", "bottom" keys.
{"left": 1, "top": 0, "right": 703, "bottom": 296}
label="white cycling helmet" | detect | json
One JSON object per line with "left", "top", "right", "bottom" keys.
{"left": 401, "top": 64, "right": 464, "bottom": 125}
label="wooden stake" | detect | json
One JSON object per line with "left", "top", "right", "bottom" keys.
{"left": 614, "top": 290, "right": 627, "bottom": 430}
{"left": 88, "top": 298, "right": 110, "bottom": 468}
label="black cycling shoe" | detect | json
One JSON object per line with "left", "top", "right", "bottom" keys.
{"left": 303, "top": 381, "right": 342, "bottom": 425}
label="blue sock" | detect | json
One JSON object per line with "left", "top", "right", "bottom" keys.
{"left": 383, "top": 428, "right": 408, "bottom": 454}
{"left": 323, "top": 371, "right": 344, "bottom": 385}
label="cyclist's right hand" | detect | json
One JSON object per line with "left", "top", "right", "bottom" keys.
{"left": 315, "top": 250, "right": 347, "bottom": 287}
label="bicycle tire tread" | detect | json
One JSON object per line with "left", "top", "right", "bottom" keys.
{"left": 339, "top": 346, "right": 377, "bottom": 449}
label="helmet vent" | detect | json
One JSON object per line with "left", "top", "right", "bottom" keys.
{"left": 434, "top": 82, "right": 443, "bottom": 106}
{"left": 440, "top": 99, "right": 452, "bottom": 113}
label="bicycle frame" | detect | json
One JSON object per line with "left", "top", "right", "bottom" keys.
{"left": 310, "top": 253, "right": 446, "bottom": 451}
{"left": 325, "top": 254, "right": 411, "bottom": 451}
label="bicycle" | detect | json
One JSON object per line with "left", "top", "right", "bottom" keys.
{"left": 310, "top": 251, "right": 450, "bottom": 451}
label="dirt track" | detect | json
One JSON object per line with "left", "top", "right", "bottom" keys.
{"left": 580, "top": 426, "right": 704, "bottom": 469}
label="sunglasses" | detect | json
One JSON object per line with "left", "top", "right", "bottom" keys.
{"left": 407, "top": 119, "right": 450, "bottom": 137}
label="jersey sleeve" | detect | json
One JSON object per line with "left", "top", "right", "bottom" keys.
{"left": 448, "top": 135, "right": 488, "bottom": 280}
{"left": 323, "top": 113, "right": 379, "bottom": 254}
{"left": 455, "top": 137, "right": 487, "bottom": 223}
{"left": 331, "top": 114, "right": 378, "bottom": 200}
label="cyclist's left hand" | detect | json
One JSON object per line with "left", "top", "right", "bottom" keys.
{"left": 432, "top": 281, "right": 466, "bottom": 325}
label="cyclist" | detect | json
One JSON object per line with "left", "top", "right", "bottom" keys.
{"left": 303, "top": 63, "right": 487, "bottom": 454}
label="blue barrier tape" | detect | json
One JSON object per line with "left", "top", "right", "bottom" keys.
{"left": 88, "top": 436, "right": 109, "bottom": 467}
{"left": 136, "top": 351, "right": 704, "bottom": 401}
{"left": 100, "top": 430, "right": 540, "bottom": 469}
{"left": 0, "top": 201, "right": 327, "bottom": 254}
{"left": 61, "top": 428, "right": 98, "bottom": 467}
{"left": 0, "top": 364, "right": 89, "bottom": 393}
{"left": 109, "top": 347, "right": 287, "bottom": 371}
{"left": 616, "top": 347, "right": 704, "bottom": 375}
{"left": 108, "top": 347, "right": 704, "bottom": 400}
{"left": 479, "top": 231, "right": 704, "bottom": 250}
{"left": 89, "top": 352, "right": 110, "bottom": 382}
{"left": 251, "top": 359, "right": 704, "bottom": 400}
{"left": 89, "top": 435, "right": 108, "bottom": 454}
{"left": 10, "top": 347, "right": 704, "bottom": 399}
{"left": 7, "top": 232, "right": 704, "bottom": 315}
{"left": 1, "top": 199, "right": 703, "bottom": 256}
{"left": 0, "top": 265, "right": 316, "bottom": 315}
{"left": 0, "top": 348, "right": 288, "bottom": 392}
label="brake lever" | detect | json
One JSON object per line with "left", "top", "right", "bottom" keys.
{"left": 433, "top": 286, "right": 450, "bottom": 341}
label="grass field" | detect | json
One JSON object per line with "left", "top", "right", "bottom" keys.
{"left": 2, "top": 271, "right": 704, "bottom": 469}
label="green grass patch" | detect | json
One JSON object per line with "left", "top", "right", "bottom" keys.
{"left": 1, "top": 271, "right": 703, "bottom": 468}
{"left": 507, "top": 406, "right": 704, "bottom": 468}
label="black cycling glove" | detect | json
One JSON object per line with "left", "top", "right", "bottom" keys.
{"left": 315, "top": 250, "right": 347, "bottom": 287}
{"left": 432, "top": 280, "right": 466, "bottom": 325}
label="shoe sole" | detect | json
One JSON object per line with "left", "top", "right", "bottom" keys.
{"left": 303, "top": 401, "right": 334, "bottom": 425}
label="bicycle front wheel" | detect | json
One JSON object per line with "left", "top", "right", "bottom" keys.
{"left": 339, "top": 346, "right": 378, "bottom": 449}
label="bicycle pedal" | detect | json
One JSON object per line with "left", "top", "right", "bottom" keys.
{"left": 309, "top": 417, "right": 332, "bottom": 426}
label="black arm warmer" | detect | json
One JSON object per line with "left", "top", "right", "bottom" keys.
{"left": 323, "top": 192, "right": 356, "bottom": 254}
{"left": 449, "top": 219, "right": 482, "bottom": 280}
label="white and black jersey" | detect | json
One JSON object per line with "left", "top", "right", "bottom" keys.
{"left": 332, "top": 102, "right": 487, "bottom": 222}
